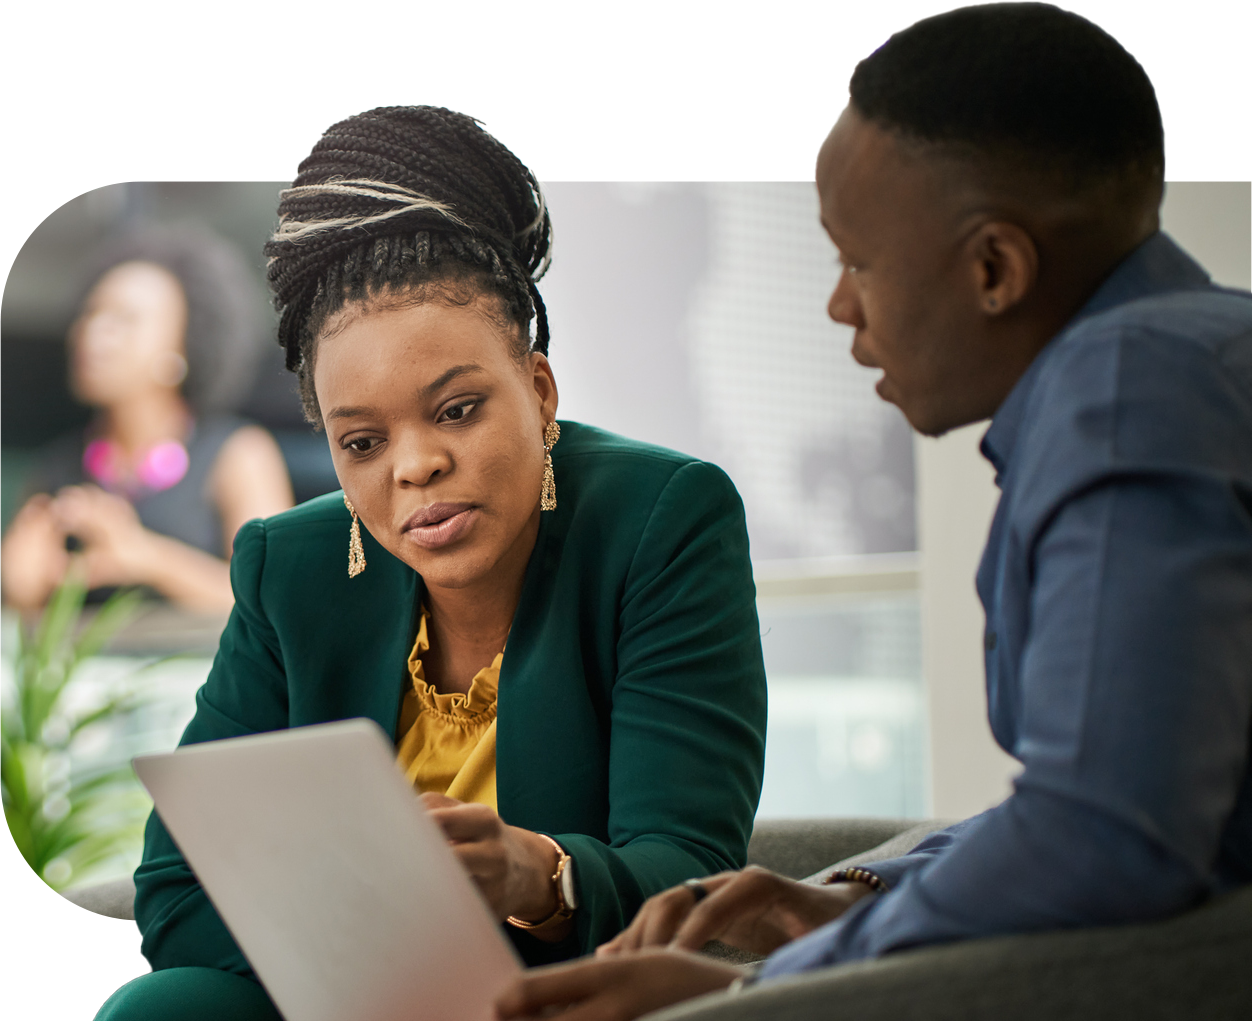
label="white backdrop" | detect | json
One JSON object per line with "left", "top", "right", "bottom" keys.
{"left": 2, "top": 2, "right": 1250, "bottom": 1017}
{"left": 5, "top": 2, "right": 1252, "bottom": 241}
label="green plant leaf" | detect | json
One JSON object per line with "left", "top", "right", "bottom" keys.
{"left": 1, "top": 738, "right": 31, "bottom": 809}
{"left": 72, "top": 588, "right": 146, "bottom": 666}
{"left": 67, "top": 696, "right": 139, "bottom": 739}
{"left": 3, "top": 573, "right": 157, "bottom": 891}
{"left": 31, "top": 566, "right": 87, "bottom": 669}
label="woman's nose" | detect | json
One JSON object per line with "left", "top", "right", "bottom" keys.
{"left": 392, "top": 432, "right": 452, "bottom": 488}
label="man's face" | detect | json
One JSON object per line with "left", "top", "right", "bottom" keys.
{"left": 816, "top": 107, "right": 994, "bottom": 437}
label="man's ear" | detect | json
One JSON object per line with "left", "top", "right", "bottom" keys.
{"left": 967, "top": 221, "right": 1038, "bottom": 316}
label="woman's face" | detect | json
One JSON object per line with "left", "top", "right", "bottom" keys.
{"left": 69, "top": 261, "right": 189, "bottom": 407}
{"left": 313, "top": 291, "right": 558, "bottom": 593}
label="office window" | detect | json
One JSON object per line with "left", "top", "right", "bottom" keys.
{"left": 542, "top": 183, "right": 924, "bottom": 819}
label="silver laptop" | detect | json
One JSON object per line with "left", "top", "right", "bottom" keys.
{"left": 133, "top": 719, "right": 522, "bottom": 1021}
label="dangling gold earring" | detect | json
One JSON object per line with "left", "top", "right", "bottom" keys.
{"left": 541, "top": 421, "right": 560, "bottom": 512}
{"left": 344, "top": 494, "right": 367, "bottom": 577}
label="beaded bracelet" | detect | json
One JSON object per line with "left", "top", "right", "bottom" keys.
{"left": 822, "top": 866, "right": 890, "bottom": 893}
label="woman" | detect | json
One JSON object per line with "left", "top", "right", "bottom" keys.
{"left": 1, "top": 226, "right": 294, "bottom": 613}
{"left": 96, "top": 107, "right": 767, "bottom": 1019}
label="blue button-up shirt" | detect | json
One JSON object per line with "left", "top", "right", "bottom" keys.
{"left": 763, "top": 232, "right": 1252, "bottom": 977}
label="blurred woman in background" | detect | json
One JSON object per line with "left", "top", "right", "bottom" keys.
{"left": 1, "top": 226, "right": 294, "bottom": 614}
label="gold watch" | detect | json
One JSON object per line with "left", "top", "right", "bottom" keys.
{"left": 506, "top": 834, "right": 578, "bottom": 932}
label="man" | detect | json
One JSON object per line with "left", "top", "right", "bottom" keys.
{"left": 494, "top": 3, "right": 1252, "bottom": 1019}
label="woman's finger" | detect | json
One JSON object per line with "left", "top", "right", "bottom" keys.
{"left": 418, "top": 791, "right": 462, "bottom": 810}
{"left": 426, "top": 802, "right": 500, "bottom": 842}
{"left": 448, "top": 839, "right": 506, "bottom": 878}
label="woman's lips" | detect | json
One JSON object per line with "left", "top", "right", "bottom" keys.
{"left": 402, "top": 504, "right": 478, "bottom": 550}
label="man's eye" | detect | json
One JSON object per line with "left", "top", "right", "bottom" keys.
{"left": 441, "top": 401, "right": 478, "bottom": 423}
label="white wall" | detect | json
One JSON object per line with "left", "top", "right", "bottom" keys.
{"left": 917, "top": 424, "right": 1011, "bottom": 818}
{"left": 918, "top": 182, "right": 1252, "bottom": 820}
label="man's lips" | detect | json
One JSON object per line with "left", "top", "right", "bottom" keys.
{"left": 401, "top": 503, "right": 478, "bottom": 550}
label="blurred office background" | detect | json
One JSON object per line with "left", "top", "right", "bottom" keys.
{"left": 2, "top": 180, "right": 1248, "bottom": 888}
{"left": 9, "top": 175, "right": 1252, "bottom": 871}
{"left": 1, "top": 180, "right": 922, "bottom": 855}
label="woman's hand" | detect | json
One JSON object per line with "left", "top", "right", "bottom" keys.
{"left": 50, "top": 484, "right": 157, "bottom": 589}
{"left": 1, "top": 494, "right": 71, "bottom": 610}
{"left": 48, "top": 483, "right": 235, "bottom": 613}
{"left": 495, "top": 947, "right": 740, "bottom": 1021}
{"left": 597, "top": 866, "right": 872, "bottom": 958}
{"left": 420, "top": 793, "right": 563, "bottom": 928}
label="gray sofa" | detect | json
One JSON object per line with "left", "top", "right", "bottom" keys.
{"left": 63, "top": 818, "right": 1252, "bottom": 1019}
{"left": 59, "top": 816, "right": 941, "bottom": 922}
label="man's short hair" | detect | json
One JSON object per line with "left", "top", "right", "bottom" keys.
{"left": 849, "top": 3, "right": 1164, "bottom": 191}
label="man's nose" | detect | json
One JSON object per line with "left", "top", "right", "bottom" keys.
{"left": 828, "top": 269, "right": 864, "bottom": 329}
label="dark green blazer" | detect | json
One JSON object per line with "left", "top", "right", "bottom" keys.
{"left": 134, "top": 421, "right": 768, "bottom": 972}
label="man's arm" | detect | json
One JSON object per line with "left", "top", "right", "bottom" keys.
{"left": 762, "top": 469, "right": 1252, "bottom": 977}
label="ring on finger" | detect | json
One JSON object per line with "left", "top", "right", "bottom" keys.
{"left": 682, "top": 878, "right": 710, "bottom": 904}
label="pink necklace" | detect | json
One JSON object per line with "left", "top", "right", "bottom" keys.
{"left": 83, "top": 437, "right": 190, "bottom": 495}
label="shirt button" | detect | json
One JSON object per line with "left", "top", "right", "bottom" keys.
{"left": 985, "top": 630, "right": 998, "bottom": 651}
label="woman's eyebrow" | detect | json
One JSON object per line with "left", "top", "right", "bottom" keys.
{"left": 325, "top": 365, "right": 487, "bottom": 422}
{"left": 325, "top": 404, "right": 376, "bottom": 422}
{"left": 420, "top": 363, "right": 485, "bottom": 399}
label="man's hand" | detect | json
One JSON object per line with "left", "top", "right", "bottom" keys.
{"left": 598, "top": 866, "right": 872, "bottom": 957}
{"left": 495, "top": 947, "right": 740, "bottom": 1021}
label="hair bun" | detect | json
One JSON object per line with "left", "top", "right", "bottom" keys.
{"left": 265, "top": 105, "right": 552, "bottom": 413}
{"left": 283, "top": 106, "right": 550, "bottom": 279}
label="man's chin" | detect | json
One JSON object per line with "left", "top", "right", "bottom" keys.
{"left": 908, "top": 404, "right": 995, "bottom": 439}
{"left": 887, "top": 393, "right": 951, "bottom": 438}
{"left": 874, "top": 383, "right": 927, "bottom": 436}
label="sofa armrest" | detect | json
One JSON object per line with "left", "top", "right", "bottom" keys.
{"left": 746, "top": 817, "right": 952, "bottom": 881}
{"left": 652, "top": 881, "right": 1252, "bottom": 1021}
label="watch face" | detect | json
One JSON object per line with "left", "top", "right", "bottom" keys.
{"left": 560, "top": 857, "right": 578, "bottom": 910}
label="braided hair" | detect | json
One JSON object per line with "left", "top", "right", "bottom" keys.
{"left": 265, "top": 106, "right": 553, "bottom": 425}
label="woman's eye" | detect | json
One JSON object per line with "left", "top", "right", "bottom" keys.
{"left": 440, "top": 401, "right": 478, "bottom": 423}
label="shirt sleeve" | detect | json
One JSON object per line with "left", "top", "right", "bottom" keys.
{"left": 842, "top": 815, "right": 984, "bottom": 890}
{"left": 762, "top": 466, "right": 1252, "bottom": 977}
{"left": 133, "top": 518, "right": 288, "bottom": 977}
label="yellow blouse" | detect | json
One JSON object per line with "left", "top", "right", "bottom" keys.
{"left": 395, "top": 608, "right": 500, "bottom": 810}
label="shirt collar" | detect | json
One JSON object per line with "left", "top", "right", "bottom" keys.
{"left": 979, "top": 231, "right": 1211, "bottom": 479}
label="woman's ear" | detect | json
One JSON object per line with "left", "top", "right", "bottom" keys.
{"left": 968, "top": 220, "right": 1038, "bottom": 316}
{"left": 530, "top": 352, "right": 559, "bottom": 421}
